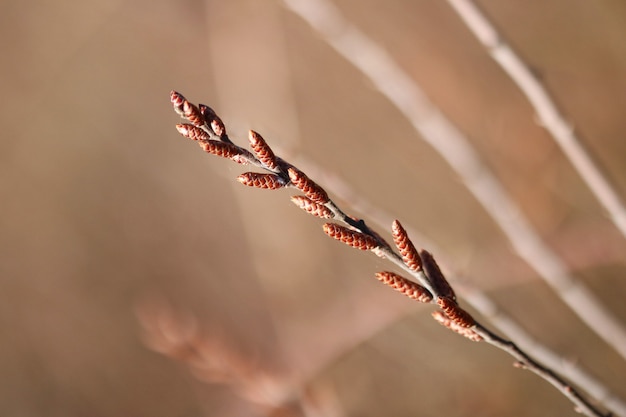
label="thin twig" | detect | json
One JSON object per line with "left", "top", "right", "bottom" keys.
{"left": 282, "top": 0, "right": 626, "bottom": 363}
{"left": 446, "top": 0, "right": 626, "bottom": 239}
{"left": 170, "top": 91, "right": 611, "bottom": 416}
{"left": 473, "top": 324, "right": 606, "bottom": 417}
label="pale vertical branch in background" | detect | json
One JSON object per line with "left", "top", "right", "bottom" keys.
{"left": 446, "top": 0, "right": 626, "bottom": 238}
{"left": 282, "top": 0, "right": 626, "bottom": 361}
{"left": 291, "top": 154, "right": 626, "bottom": 417}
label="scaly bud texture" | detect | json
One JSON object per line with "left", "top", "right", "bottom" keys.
{"left": 290, "top": 196, "right": 334, "bottom": 219}
{"left": 182, "top": 100, "right": 205, "bottom": 128}
{"left": 375, "top": 271, "right": 433, "bottom": 303}
{"left": 432, "top": 311, "right": 482, "bottom": 342}
{"left": 249, "top": 130, "right": 278, "bottom": 170}
{"left": 436, "top": 297, "right": 474, "bottom": 328}
{"left": 199, "top": 140, "right": 244, "bottom": 161}
{"left": 198, "top": 104, "right": 226, "bottom": 138}
{"left": 391, "top": 220, "right": 422, "bottom": 271}
{"left": 170, "top": 90, "right": 187, "bottom": 116}
{"left": 288, "top": 167, "right": 329, "bottom": 204}
{"left": 323, "top": 223, "right": 378, "bottom": 250}
{"left": 176, "top": 124, "right": 210, "bottom": 142}
{"left": 237, "top": 172, "right": 285, "bottom": 190}
{"left": 420, "top": 250, "right": 456, "bottom": 300}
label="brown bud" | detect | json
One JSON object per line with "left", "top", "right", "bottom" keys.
{"left": 419, "top": 250, "right": 455, "bottom": 300}
{"left": 210, "top": 119, "right": 226, "bottom": 138}
{"left": 290, "top": 196, "right": 334, "bottom": 219}
{"left": 199, "top": 140, "right": 244, "bottom": 161}
{"left": 288, "top": 167, "right": 329, "bottom": 204}
{"left": 199, "top": 105, "right": 227, "bottom": 138}
{"left": 248, "top": 130, "right": 278, "bottom": 170}
{"left": 176, "top": 124, "right": 210, "bottom": 142}
{"left": 170, "top": 90, "right": 186, "bottom": 116}
{"left": 237, "top": 172, "right": 285, "bottom": 190}
{"left": 183, "top": 100, "right": 205, "bottom": 128}
{"left": 375, "top": 271, "right": 433, "bottom": 303}
{"left": 432, "top": 311, "right": 482, "bottom": 342}
{"left": 322, "top": 223, "right": 378, "bottom": 250}
{"left": 391, "top": 220, "right": 422, "bottom": 271}
{"left": 436, "top": 297, "right": 474, "bottom": 328}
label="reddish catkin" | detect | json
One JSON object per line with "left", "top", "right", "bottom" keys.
{"left": 432, "top": 311, "right": 482, "bottom": 342}
{"left": 248, "top": 130, "right": 279, "bottom": 170}
{"left": 290, "top": 195, "right": 334, "bottom": 219}
{"left": 170, "top": 90, "right": 186, "bottom": 116}
{"left": 375, "top": 271, "right": 433, "bottom": 303}
{"left": 391, "top": 220, "right": 422, "bottom": 271}
{"left": 198, "top": 140, "right": 244, "bottom": 161}
{"left": 237, "top": 172, "right": 285, "bottom": 190}
{"left": 323, "top": 223, "right": 378, "bottom": 250}
{"left": 176, "top": 124, "right": 210, "bottom": 142}
{"left": 436, "top": 297, "right": 475, "bottom": 328}
{"left": 197, "top": 105, "right": 226, "bottom": 139}
{"left": 182, "top": 100, "right": 205, "bottom": 128}
{"left": 288, "top": 167, "right": 329, "bottom": 204}
{"left": 419, "top": 250, "right": 456, "bottom": 301}
{"left": 198, "top": 104, "right": 226, "bottom": 138}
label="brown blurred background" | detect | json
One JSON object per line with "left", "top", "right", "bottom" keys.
{"left": 1, "top": 0, "right": 626, "bottom": 416}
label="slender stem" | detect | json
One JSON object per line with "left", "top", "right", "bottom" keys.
{"left": 474, "top": 324, "right": 607, "bottom": 417}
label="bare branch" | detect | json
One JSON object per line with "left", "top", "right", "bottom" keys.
{"left": 170, "top": 92, "right": 613, "bottom": 417}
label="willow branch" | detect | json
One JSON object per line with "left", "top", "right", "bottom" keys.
{"left": 170, "top": 91, "right": 611, "bottom": 417}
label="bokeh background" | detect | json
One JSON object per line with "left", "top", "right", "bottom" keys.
{"left": 2, "top": 0, "right": 626, "bottom": 416}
